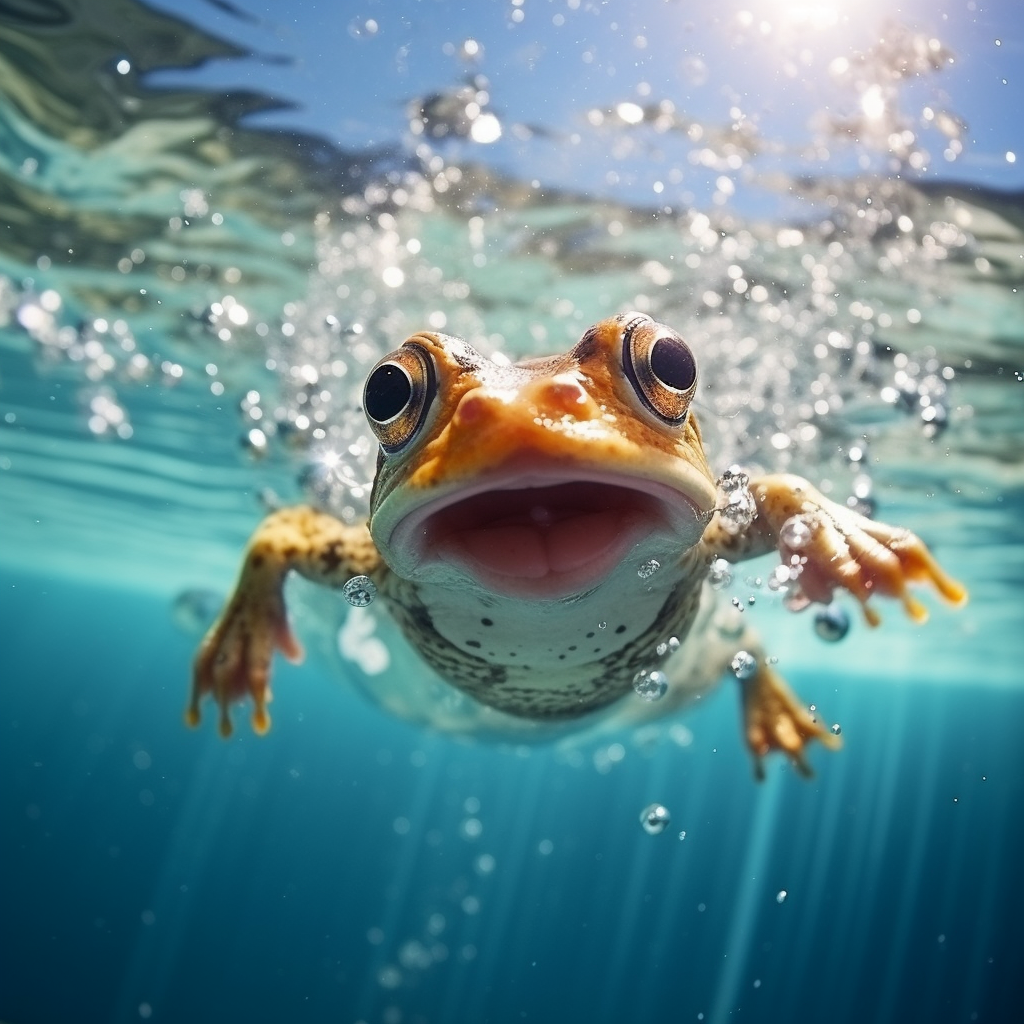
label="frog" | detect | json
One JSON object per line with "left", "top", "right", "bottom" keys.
{"left": 189, "top": 312, "right": 967, "bottom": 776}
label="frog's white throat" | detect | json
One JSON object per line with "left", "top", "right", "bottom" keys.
{"left": 377, "top": 469, "right": 711, "bottom": 601}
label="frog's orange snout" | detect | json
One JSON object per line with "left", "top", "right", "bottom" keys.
{"left": 454, "top": 373, "right": 599, "bottom": 430}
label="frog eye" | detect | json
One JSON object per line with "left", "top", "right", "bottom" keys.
{"left": 622, "top": 317, "right": 697, "bottom": 425}
{"left": 363, "top": 343, "right": 437, "bottom": 453}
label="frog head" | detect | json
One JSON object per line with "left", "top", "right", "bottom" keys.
{"left": 363, "top": 313, "right": 717, "bottom": 599}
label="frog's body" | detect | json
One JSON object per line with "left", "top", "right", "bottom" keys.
{"left": 190, "top": 313, "right": 966, "bottom": 775}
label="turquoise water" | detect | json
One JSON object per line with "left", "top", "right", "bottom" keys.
{"left": 2, "top": 2, "right": 1023, "bottom": 1022}
{"left": 4, "top": 571, "right": 1023, "bottom": 1023}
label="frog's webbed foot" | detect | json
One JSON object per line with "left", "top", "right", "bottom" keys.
{"left": 188, "top": 560, "right": 303, "bottom": 738}
{"left": 752, "top": 475, "right": 968, "bottom": 626}
{"left": 741, "top": 662, "right": 841, "bottom": 780}
{"left": 187, "top": 505, "right": 381, "bottom": 736}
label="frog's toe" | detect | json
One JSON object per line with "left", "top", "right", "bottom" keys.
{"left": 218, "top": 702, "right": 234, "bottom": 739}
{"left": 740, "top": 663, "right": 840, "bottom": 779}
{"left": 251, "top": 694, "right": 272, "bottom": 735}
{"left": 861, "top": 519, "right": 968, "bottom": 610}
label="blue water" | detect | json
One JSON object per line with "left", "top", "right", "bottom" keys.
{"left": 3, "top": 568, "right": 1022, "bottom": 1024}
{"left": 3, "top": 1, "right": 1024, "bottom": 1022}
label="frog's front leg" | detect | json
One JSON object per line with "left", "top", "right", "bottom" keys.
{"left": 705, "top": 472, "right": 967, "bottom": 624}
{"left": 702, "top": 472, "right": 966, "bottom": 777}
{"left": 188, "top": 505, "right": 383, "bottom": 737}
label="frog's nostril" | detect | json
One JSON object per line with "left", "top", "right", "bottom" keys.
{"left": 549, "top": 379, "right": 586, "bottom": 405}
{"left": 453, "top": 390, "right": 490, "bottom": 426}
{"left": 533, "top": 373, "right": 590, "bottom": 415}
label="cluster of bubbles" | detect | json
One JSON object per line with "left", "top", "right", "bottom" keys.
{"left": 704, "top": 490, "right": 864, "bottom": 644}
{"left": 637, "top": 558, "right": 661, "bottom": 579}
{"left": 209, "top": 18, "right": 986, "bottom": 539}
{"left": 83, "top": 387, "right": 133, "bottom": 440}
{"left": 716, "top": 468, "right": 758, "bottom": 535}
{"left": 3, "top": 11, "right": 982, "bottom": 525}
{"left": 880, "top": 349, "right": 956, "bottom": 438}
{"left": 586, "top": 96, "right": 762, "bottom": 174}
{"left": 821, "top": 21, "right": 964, "bottom": 172}
{"left": 4, "top": 275, "right": 258, "bottom": 443}
{"left": 8, "top": 288, "right": 155, "bottom": 439}
{"left": 730, "top": 650, "right": 758, "bottom": 681}
{"left": 704, "top": 517, "right": 856, "bottom": 646}
{"left": 590, "top": 16, "right": 970, "bottom": 180}
{"left": 407, "top": 72, "right": 504, "bottom": 146}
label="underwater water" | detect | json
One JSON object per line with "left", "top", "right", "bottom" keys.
{"left": 2, "top": 2, "right": 1023, "bottom": 1023}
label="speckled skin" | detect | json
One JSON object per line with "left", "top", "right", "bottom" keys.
{"left": 380, "top": 545, "right": 710, "bottom": 720}
{"left": 190, "top": 314, "right": 967, "bottom": 776}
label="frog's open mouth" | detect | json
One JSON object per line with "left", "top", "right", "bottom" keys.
{"left": 385, "top": 469, "right": 710, "bottom": 599}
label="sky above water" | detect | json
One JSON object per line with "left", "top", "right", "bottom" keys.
{"left": 143, "top": 0, "right": 1023, "bottom": 202}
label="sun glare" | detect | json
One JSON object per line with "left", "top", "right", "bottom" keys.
{"left": 739, "top": 1, "right": 852, "bottom": 33}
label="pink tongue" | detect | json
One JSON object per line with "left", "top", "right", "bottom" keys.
{"left": 454, "top": 510, "right": 623, "bottom": 579}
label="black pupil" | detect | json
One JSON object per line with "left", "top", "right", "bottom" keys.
{"left": 650, "top": 337, "right": 696, "bottom": 391}
{"left": 365, "top": 363, "right": 412, "bottom": 422}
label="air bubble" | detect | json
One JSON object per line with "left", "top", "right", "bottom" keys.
{"left": 814, "top": 602, "right": 850, "bottom": 641}
{"left": 348, "top": 17, "right": 379, "bottom": 39}
{"left": 639, "top": 803, "right": 671, "bottom": 835}
{"left": 780, "top": 515, "right": 813, "bottom": 550}
{"left": 343, "top": 575, "right": 377, "bottom": 607}
{"left": 730, "top": 650, "right": 758, "bottom": 680}
{"left": 637, "top": 558, "right": 661, "bottom": 579}
{"left": 245, "top": 427, "right": 267, "bottom": 453}
{"left": 767, "top": 564, "right": 792, "bottom": 592}
{"left": 776, "top": 890, "right": 788, "bottom": 904}
{"left": 831, "top": 723, "right": 842, "bottom": 736}
{"left": 633, "top": 669, "right": 669, "bottom": 702}
{"left": 708, "top": 557, "right": 733, "bottom": 589}
{"left": 459, "top": 817, "right": 483, "bottom": 840}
